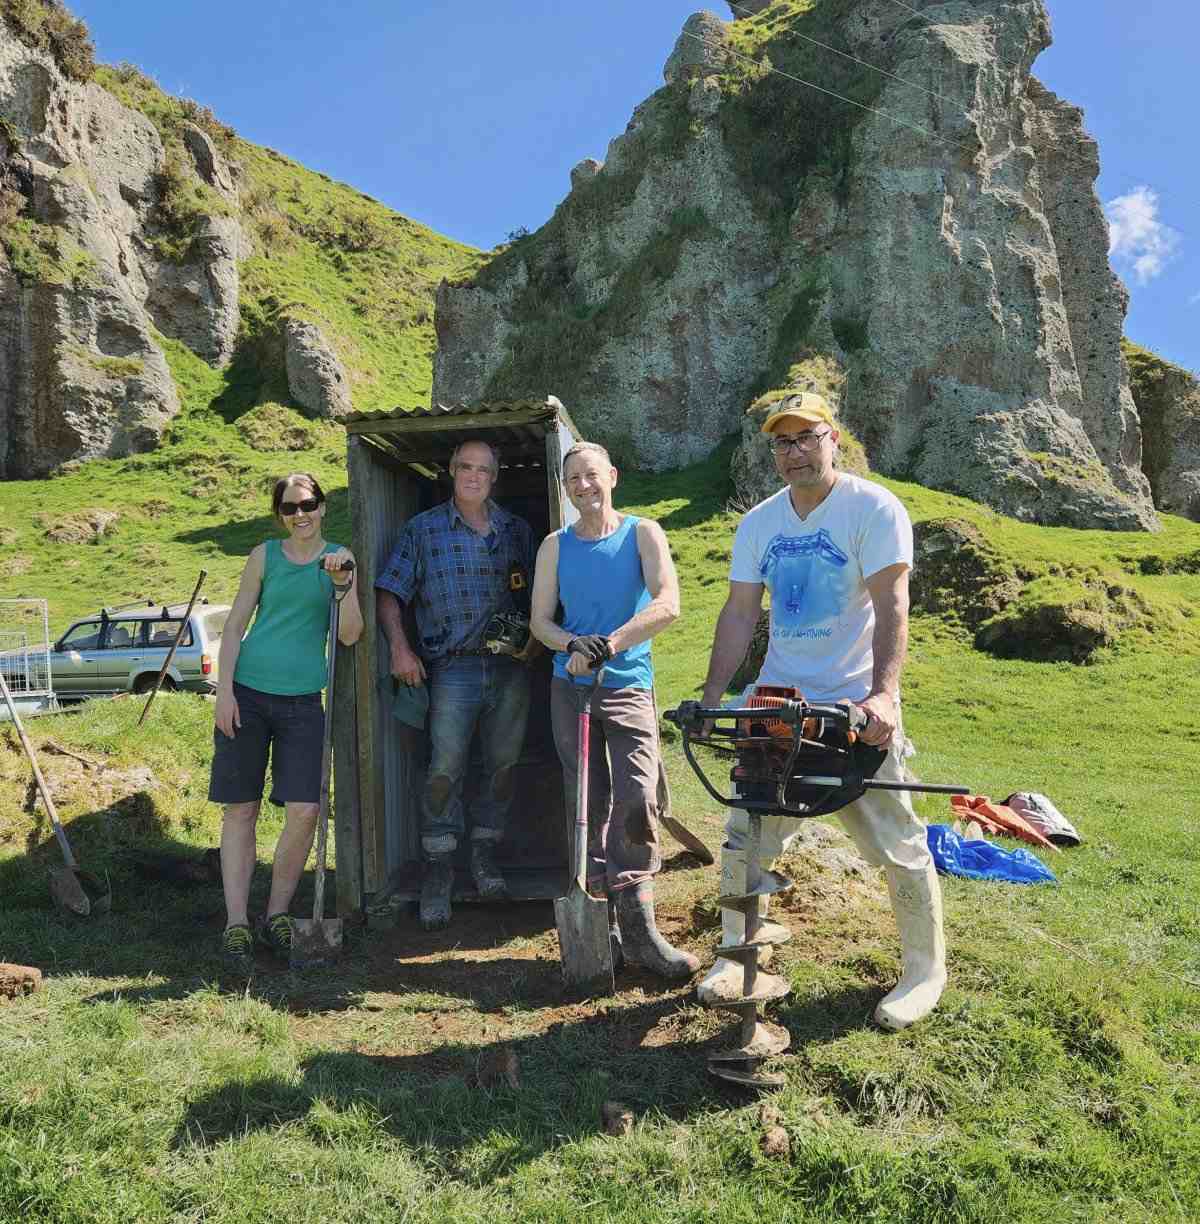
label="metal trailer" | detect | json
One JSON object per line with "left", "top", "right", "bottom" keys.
{"left": 333, "top": 397, "right": 581, "bottom": 922}
{"left": 0, "top": 599, "right": 59, "bottom": 721}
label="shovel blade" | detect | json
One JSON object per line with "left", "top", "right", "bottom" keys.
{"left": 290, "top": 918, "right": 343, "bottom": 969}
{"left": 49, "top": 867, "right": 110, "bottom": 918}
{"left": 554, "top": 887, "right": 614, "bottom": 997}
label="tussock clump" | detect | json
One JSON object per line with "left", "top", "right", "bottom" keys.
{"left": 974, "top": 575, "right": 1154, "bottom": 663}
{"left": 36, "top": 508, "right": 118, "bottom": 544}
{"left": 910, "top": 518, "right": 1024, "bottom": 631}
{"left": 236, "top": 403, "right": 318, "bottom": 452}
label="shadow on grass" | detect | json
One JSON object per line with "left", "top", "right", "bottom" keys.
{"left": 172, "top": 488, "right": 352, "bottom": 559}
{"left": 0, "top": 793, "right": 279, "bottom": 996}
{"left": 166, "top": 974, "right": 880, "bottom": 1177}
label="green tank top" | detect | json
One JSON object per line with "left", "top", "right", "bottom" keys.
{"left": 234, "top": 539, "right": 339, "bottom": 695}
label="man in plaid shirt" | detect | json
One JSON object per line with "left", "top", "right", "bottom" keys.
{"left": 376, "top": 439, "right": 536, "bottom": 930}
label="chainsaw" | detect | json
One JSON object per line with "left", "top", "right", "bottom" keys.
{"left": 664, "top": 685, "right": 968, "bottom": 819}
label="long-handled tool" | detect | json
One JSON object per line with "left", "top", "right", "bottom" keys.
{"left": 291, "top": 561, "right": 354, "bottom": 969}
{"left": 138, "top": 569, "right": 207, "bottom": 726}
{"left": 554, "top": 668, "right": 615, "bottom": 996}
{"left": 0, "top": 669, "right": 110, "bottom": 917}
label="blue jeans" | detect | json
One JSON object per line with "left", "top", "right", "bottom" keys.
{"left": 421, "top": 657, "right": 531, "bottom": 856}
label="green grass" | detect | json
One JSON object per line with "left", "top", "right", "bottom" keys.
{"left": 3, "top": 6, "right": 1200, "bottom": 1217}
{"left": 3, "top": 430, "right": 1200, "bottom": 1220}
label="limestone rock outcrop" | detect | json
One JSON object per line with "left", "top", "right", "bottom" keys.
{"left": 663, "top": 11, "right": 730, "bottom": 84}
{"left": 283, "top": 319, "right": 353, "bottom": 419}
{"left": 1125, "top": 342, "right": 1200, "bottom": 521}
{"left": 0, "top": 25, "right": 242, "bottom": 477}
{"left": 432, "top": 1, "right": 1158, "bottom": 530}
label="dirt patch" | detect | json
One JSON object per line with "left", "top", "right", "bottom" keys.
{"left": 0, "top": 554, "right": 32, "bottom": 577}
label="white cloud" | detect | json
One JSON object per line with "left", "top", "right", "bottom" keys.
{"left": 1189, "top": 290, "right": 1200, "bottom": 307}
{"left": 1105, "top": 186, "right": 1181, "bottom": 284}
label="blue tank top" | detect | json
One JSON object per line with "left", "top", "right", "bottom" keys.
{"left": 553, "top": 515, "right": 653, "bottom": 690}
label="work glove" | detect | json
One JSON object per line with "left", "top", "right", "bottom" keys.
{"left": 567, "top": 635, "right": 614, "bottom": 666}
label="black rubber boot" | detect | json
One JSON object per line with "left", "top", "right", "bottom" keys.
{"left": 608, "top": 897, "right": 625, "bottom": 973}
{"left": 470, "top": 841, "right": 508, "bottom": 900}
{"left": 420, "top": 853, "right": 453, "bottom": 931}
{"left": 615, "top": 883, "right": 700, "bottom": 982}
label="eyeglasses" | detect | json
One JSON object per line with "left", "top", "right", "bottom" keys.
{"left": 770, "top": 430, "right": 830, "bottom": 453}
{"left": 279, "top": 496, "right": 320, "bottom": 516}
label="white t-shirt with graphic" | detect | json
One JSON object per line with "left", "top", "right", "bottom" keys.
{"left": 729, "top": 475, "right": 913, "bottom": 703}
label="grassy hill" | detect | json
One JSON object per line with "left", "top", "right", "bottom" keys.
{"left": 3, "top": 426, "right": 1200, "bottom": 1221}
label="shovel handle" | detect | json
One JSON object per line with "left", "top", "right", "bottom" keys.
{"left": 572, "top": 669, "right": 604, "bottom": 890}
{"left": 312, "top": 582, "right": 344, "bottom": 923}
{"left": 138, "top": 569, "right": 207, "bottom": 726}
{"left": 0, "top": 668, "right": 77, "bottom": 868}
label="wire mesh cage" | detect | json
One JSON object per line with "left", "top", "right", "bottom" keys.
{"left": 0, "top": 598, "right": 55, "bottom": 704}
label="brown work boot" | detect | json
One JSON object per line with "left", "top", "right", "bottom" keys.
{"left": 420, "top": 853, "right": 453, "bottom": 931}
{"left": 615, "top": 883, "right": 699, "bottom": 982}
{"left": 470, "top": 841, "right": 508, "bottom": 900}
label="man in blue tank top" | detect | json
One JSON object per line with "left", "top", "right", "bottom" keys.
{"left": 530, "top": 441, "right": 700, "bottom": 982}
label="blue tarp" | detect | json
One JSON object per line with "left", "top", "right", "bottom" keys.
{"left": 927, "top": 824, "right": 1057, "bottom": 885}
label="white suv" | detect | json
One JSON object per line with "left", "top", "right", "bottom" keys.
{"left": 50, "top": 600, "right": 231, "bottom": 698}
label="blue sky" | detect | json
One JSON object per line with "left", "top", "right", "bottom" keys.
{"left": 68, "top": 1, "right": 1196, "bottom": 372}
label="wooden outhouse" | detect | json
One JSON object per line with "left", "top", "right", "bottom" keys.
{"left": 332, "top": 397, "right": 580, "bottom": 920}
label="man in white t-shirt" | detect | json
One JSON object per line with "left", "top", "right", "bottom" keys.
{"left": 696, "top": 392, "right": 946, "bottom": 1031}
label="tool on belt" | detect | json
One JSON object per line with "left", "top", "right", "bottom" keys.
{"left": 665, "top": 685, "right": 968, "bottom": 1090}
{"left": 483, "top": 612, "right": 531, "bottom": 658}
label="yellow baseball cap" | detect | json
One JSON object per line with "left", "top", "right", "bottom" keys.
{"left": 760, "top": 391, "right": 835, "bottom": 435}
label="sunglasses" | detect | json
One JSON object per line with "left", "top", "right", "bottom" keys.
{"left": 279, "top": 496, "right": 320, "bottom": 516}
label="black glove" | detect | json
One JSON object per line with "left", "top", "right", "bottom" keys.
{"left": 567, "top": 635, "right": 614, "bottom": 666}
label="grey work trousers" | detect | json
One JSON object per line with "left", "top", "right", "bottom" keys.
{"left": 550, "top": 677, "right": 661, "bottom": 894}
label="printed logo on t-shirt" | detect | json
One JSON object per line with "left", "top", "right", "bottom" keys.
{"left": 760, "top": 529, "right": 852, "bottom": 639}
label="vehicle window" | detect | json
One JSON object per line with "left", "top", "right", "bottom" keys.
{"left": 202, "top": 610, "right": 229, "bottom": 641}
{"left": 59, "top": 622, "right": 102, "bottom": 651}
{"left": 146, "top": 619, "right": 193, "bottom": 648}
{"left": 101, "top": 620, "right": 144, "bottom": 650}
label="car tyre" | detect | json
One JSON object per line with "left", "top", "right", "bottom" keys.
{"left": 133, "top": 674, "right": 176, "bottom": 695}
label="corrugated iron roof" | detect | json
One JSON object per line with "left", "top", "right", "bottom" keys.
{"left": 341, "top": 396, "right": 565, "bottom": 425}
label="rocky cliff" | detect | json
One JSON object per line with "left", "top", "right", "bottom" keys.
{"left": 0, "top": 20, "right": 241, "bottom": 476}
{"left": 1, "top": 4, "right": 480, "bottom": 479}
{"left": 432, "top": 0, "right": 1158, "bottom": 531}
{"left": 1124, "top": 341, "right": 1200, "bottom": 521}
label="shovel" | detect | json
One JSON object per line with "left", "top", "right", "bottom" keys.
{"left": 291, "top": 562, "right": 353, "bottom": 969}
{"left": 0, "top": 669, "right": 110, "bottom": 917}
{"left": 554, "top": 668, "right": 615, "bottom": 996}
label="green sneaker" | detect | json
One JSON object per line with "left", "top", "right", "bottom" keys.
{"left": 257, "top": 912, "right": 293, "bottom": 961}
{"left": 220, "top": 923, "right": 254, "bottom": 978}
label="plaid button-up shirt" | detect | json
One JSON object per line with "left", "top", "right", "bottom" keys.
{"left": 375, "top": 499, "right": 535, "bottom": 664}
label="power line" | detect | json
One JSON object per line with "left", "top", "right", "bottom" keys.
{"left": 688, "top": 8, "right": 1198, "bottom": 229}
{"left": 723, "top": 0, "right": 963, "bottom": 108}
{"left": 684, "top": 32, "right": 976, "bottom": 156}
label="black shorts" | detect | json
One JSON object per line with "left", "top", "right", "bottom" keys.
{"left": 208, "top": 682, "right": 324, "bottom": 806}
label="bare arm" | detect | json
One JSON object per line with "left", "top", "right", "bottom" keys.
{"left": 214, "top": 545, "right": 266, "bottom": 737}
{"left": 377, "top": 589, "right": 425, "bottom": 686}
{"left": 859, "top": 562, "right": 910, "bottom": 746}
{"left": 606, "top": 519, "right": 680, "bottom": 654}
{"left": 529, "top": 533, "right": 569, "bottom": 651}
{"left": 700, "top": 580, "right": 765, "bottom": 706}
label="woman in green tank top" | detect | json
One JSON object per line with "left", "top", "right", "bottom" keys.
{"left": 209, "top": 473, "right": 364, "bottom": 975}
